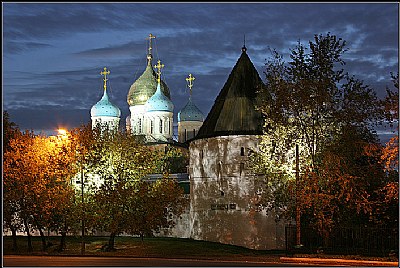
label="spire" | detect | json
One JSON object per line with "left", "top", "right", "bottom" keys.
{"left": 146, "top": 33, "right": 156, "bottom": 65}
{"left": 100, "top": 67, "right": 110, "bottom": 92}
{"left": 242, "top": 34, "right": 247, "bottom": 53}
{"left": 186, "top": 73, "right": 195, "bottom": 100}
{"left": 154, "top": 59, "right": 164, "bottom": 84}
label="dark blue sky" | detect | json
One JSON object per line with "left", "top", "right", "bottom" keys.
{"left": 3, "top": 2, "right": 399, "bottom": 139}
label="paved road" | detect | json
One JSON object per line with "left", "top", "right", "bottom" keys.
{"left": 3, "top": 255, "right": 305, "bottom": 267}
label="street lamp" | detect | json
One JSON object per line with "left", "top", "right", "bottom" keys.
{"left": 295, "top": 144, "right": 301, "bottom": 247}
{"left": 75, "top": 144, "right": 86, "bottom": 255}
{"left": 58, "top": 128, "right": 67, "bottom": 136}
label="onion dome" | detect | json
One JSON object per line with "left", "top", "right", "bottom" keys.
{"left": 127, "top": 34, "right": 170, "bottom": 106}
{"left": 178, "top": 98, "right": 204, "bottom": 122}
{"left": 91, "top": 90, "right": 121, "bottom": 117}
{"left": 127, "top": 64, "right": 171, "bottom": 106}
{"left": 91, "top": 67, "right": 121, "bottom": 118}
{"left": 145, "top": 83, "right": 174, "bottom": 112}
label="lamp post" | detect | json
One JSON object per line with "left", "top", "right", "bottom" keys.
{"left": 80, "top": 166, "right": 85, "bottom": 255}
{"left": 67, "top": 127, "right": 85, "bottom": 255}
{"left": 295, "top": 144, "right": 302, "bottom": 248}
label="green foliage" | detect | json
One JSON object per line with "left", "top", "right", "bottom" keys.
{"left": 258, "top": 33, "right": 384, "bottom": 168}
{"left": 82, "top": 128, "right": 188, "bottom": 248}
{"left": 154, "top": 145, "right": 189, "bottom": 174}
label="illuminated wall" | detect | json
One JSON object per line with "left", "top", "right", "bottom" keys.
{"left": 188, "top": 135, "right": 285, "bottom": 250}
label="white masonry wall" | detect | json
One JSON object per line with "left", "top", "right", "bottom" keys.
{"left": 188, "top": 135, "right": 286, "bottom": 250}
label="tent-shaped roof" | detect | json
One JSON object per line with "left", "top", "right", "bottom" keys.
{"left": 194, "top": 48, "right": 264, "bottom": 140}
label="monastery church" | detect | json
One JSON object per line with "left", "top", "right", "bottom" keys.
{"left": 89, "top": 34, "right": 285, "bottom": 250}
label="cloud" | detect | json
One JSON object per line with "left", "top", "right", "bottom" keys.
{"left": 3, "top": 2, "right": 398, "bottom": 140}
{"left": 4, "top": 41, "right": 52, "bottom": 55}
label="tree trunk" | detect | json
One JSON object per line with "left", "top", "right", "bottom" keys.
{"left": 108, "top": 232, "right": 116, "bottom": 250}
{"left": 11, "top": 226, "right": 18, "bottom": 252}
{"left": 33, "top": 216, "right": 47, "bottom": 251}
{"left": 58, "top": 220, "right": 67, "bottom": 252}
{"left": 38, "top": 227, "right": 47, "bottom": 251}
{"left": 24, "top": 218, "right": 33, "bottom": 252}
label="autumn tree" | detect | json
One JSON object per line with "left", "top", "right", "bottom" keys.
{"left": 3, "top": 129, "right": 77, "bottom": 252}
{"left": 371, "top": 72, "right": 399, "bottom": 230}
{"left": 381, "top": 72, "right": 399, "bottom": 171}
{"left": 252, "top": 33, "right": 387, "bottom": 239}
{"left": 125, "top": 178, "right": 188, "bottom": 241}
{"left": 3, "top": 111, "right": 23, "bottom": 251}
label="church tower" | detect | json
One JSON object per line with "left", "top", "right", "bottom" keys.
{"left": 90, "top": 67, "right": 121, "bottom": 131}
{"left": 178, "top": 74, "right": 204, "bottom": 143}
{"left": 144, "top": 60, "right": 174, "bottom": 142}
{"left": 188, "top": 45, "right": 285, "bottom": 250}
{"left": 126, "top": 33, "right": 171, "bottom": 140}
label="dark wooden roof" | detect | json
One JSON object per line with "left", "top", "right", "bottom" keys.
{"left": 193, "top": 49, "right": 265, "bottom": 140}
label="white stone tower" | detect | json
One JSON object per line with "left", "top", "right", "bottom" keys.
{"left": 188, "top": 45, "right": 285, "bottom": 250}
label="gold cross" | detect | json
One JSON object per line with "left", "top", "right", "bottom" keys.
{"left": 186, "top": 73, "right": 195, "bottom": 97}
{"left": 146, "top": 33, "right": 156, "bottom": 55}
{"left": 100, "top": 67, "right": 110, "bottom": 91}
{"left": 154, "top": 60, "right": 164, "bottom": 84}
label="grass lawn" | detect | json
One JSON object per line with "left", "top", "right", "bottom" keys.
{"left": 3, "top": 235, "right": 398, "bottom": 262}
{"left": 3, "top": 235, "right": 284, "bottom": 260}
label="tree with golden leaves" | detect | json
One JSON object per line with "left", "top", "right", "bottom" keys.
{"left": 3, "top": 128, "right": 77, "bottom": 252}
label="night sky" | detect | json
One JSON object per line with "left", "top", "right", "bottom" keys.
{"left": 3, "top": 2, "right": 399, "bottom": 141}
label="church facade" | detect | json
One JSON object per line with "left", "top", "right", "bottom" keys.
{"left": 90, "top": 34, "right": 285, "bottom": 250}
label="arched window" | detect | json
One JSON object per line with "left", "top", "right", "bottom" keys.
{"left": 240, "top": 147, "right": 245, "bottom": 156}
{"left": 159, "top": 118, "right": 163, "bottom": 134}
{"left": 150, "top": 119, "right": 154, "bottom": 134}
{"left": 138, "top": 118, "right": 142, "bottom": 133}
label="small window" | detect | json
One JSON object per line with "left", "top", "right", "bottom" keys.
{"left": 240, "top": 147, "right": 245, "bottom": 156}
{"left": 150, "top": 120, "right": 154, "bottom": 134}
{"left": 159, "top": 118, "right": 163, "bottom": 133}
